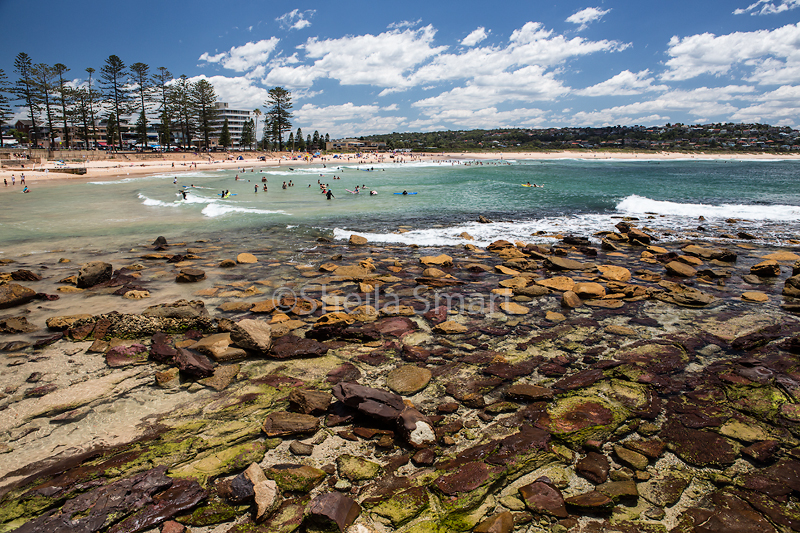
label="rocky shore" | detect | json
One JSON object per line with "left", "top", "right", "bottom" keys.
{"left": 2, "top": 216, "right": 800, "bottom": 533}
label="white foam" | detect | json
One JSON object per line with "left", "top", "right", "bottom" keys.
{"left": 201, "top": 204, "right": 289, "bottom": 218}
{"left": 616, "top": 194, "right": 800, "bottom": 221}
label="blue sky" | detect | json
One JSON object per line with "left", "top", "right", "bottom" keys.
{"left": 3, "top": 0, "right": 800, "bottom": 137}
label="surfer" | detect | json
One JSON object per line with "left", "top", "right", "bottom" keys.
{"left": 526, "top": 182, "right": 531, "bottom": 186}
{"left": 326, "top": 189, "right": 335, "bottom": 200}
{"left": 402, "top": 190, "right": 408, "bottom": 195}
{"left": 181, "top": 190, "right": 187, "bottom": 200}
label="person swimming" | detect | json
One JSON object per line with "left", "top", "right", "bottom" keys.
{"left": 402, "top": 190, "right": 408, "bottom": 195}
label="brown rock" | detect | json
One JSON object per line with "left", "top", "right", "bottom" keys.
{"left": 572, "top": 282, "right": 606, "bottom": 299}
{"left": 474, "top": 511, "right": 514, "bottom": 533}
{"left": 176, "top": 268, "right": 205, "bottom": 282}
{"left": 289, "top": 389, "right": 333, "bottom": 415}
{"left": 576, "top": 452, "right": 610, "bottom": 484}
{"left": 500, "top": 301, "right": 529, "bottom": 315}
{"left": 434, "top": 320, "right": 468, "bottom": 334}
{"left": 420, "top": 254, "right": 453, "bottom": 267}
{"left": 349, "top": 235, "right": 368, "bottom": 245}
{"left": 564, "top": 490, "right": 614, "bottom": 511}
{"left": 506, "top": 383, "right": 554, "bottom": 401}
{"left": 519, "top": 479, "right": 568, "bottom": 518}
{"left": 665, "top": 261, "right": 696, "bottom": 277}
{"left": 751, "top": 259, "right": 781, "bottom": 277}
{"left": 76, "top": 261, "right": 112, "bottom": 288}
{"left": 614, "top": 445, "right": 649, "bottom": 470}
{"left": 598, "top": 265, "right": 631, "bottom": 282}
{"left": 237, "top": 252, "right": 258, "bottom": 263}
{"left": 536, "top": 276, "right": 575, "bottom": 291}
{"left": 545, "top": 256, "right": 590, "bottom": 271}
{"left": 596, "top": 480, "right": 638, "bottom": 502}
{"left": 262, "top": 411, "right": 320, "bottom": 437}
{"left": 230, "top": 318, "right": 272, "bottom": 353}
{"left": 561, "top": 290, "right": 583, "bottom": 308}
{"left": 306, "top": 492, "right": 361, "bottom": 532}
{"left": 386, "top": 365, "right": 432, "bottom": 395}
{"left": 0, "top": 283, "right": 37, "bottom": 309}
{"left": 270, "top": 334, "right": 329, "bottom": 359}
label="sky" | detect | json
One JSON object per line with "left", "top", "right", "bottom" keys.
{"left": 3, "top": 0, "right": 800, "bottom": 138}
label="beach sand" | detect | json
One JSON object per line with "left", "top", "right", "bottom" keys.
{"left": 2, "top": 149, "right": 798, "bottom": 185}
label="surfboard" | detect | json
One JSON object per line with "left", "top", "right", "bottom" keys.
{"left": 346, "top": 189, "right": 360, "bottom": 194}
{"left": 394, "top": 192, "right": 418, "bottom": 195}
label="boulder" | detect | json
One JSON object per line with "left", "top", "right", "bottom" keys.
{"left": 306, "top": 492, "right": 361, "bottom": 532}
{"left": 76, "top": 261, "right": 112, "bottom": 288}
{"left": 562, "top": 290, "right": 583, "bottom": 308}
{"left": 0, "top": 283, "right": 38, "bottom": 309}
{"left": 230, "top": 319, "right": 272, "bottom": 353}
{"left": 349, "top": 235, "right": 368, "bottom": 245}
{"left": 572, "top": 282, "right": 606, "bottom": 299}
{"left": 598, "top": 264, "right": 631, "bottom": 282}
{"left": 751, "top": 259, "right": 781, "bottom": 277}
{"left": 11, "top": 269, "right": 42, "bottom": 281}
{"left": 785, "top": 275, "right": 800, "bottom": 298}
{"left": 174, "top": 348, "right": 216, "bottom": 378}
{"left": 420, "top": 254, "right": 453, "bottom": 267}
{"left": 665, "top": 261, "right": 696, "bottom": 278}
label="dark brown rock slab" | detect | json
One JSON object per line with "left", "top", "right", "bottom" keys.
{"left": 107, "top": 478, "right": 207, "bottom": 533}
{"left": 288, "top": 388, "right": 332, "bottom": 415}
{"left": 306, "top": 491, "right": 361, "bottom": 532}
{"left": 174, "top": 348, "right": 215, "bottom": 378}
{"left": 505, "top": 383, "right": 554, "bottom": 402}
{"left": 474, "top": 511, "right": 514, "bottom": 533}
{"left": 576, "top": 451, "right": 609, "bottom": 484}
{"left": 11, "top": 269, "right": 42, "bottom": 281}
{"left": 434, "top": 461, "right": 496, "bottom": 495}
{"left": 176, "top": 268, "right": 206, "bottom": 283}
{"left": 332, "top": 382, "right": 406, "bottom": 423}
{"left": 661, "top": 420, "right": 737, "bottom": 467}
{"left": 518, "top": 479, "right": 568, "bottom": 518}
{"left": 270, "top": 334, "right": 328, "bottom": 359}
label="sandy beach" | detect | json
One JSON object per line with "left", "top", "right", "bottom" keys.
{"left": 2, "top": 149, "right": 799, "bottom": 185}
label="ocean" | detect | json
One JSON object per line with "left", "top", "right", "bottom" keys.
{"left": 2, "top": 158, "right": 800, "bottom": 258}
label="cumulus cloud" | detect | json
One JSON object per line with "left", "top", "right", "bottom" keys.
{"left": 276, "top": 9, "right": 315, "bottom": 30}
{"left": 388, "top": 19, "right": 421, "bottom": 30}
{"left": 461, "top": 27, "right": 489, "bottom": 46}
{"left": 294, "top": 102, "right": 407, "bottom": 137}
{"left": 567, "top": 85, "right": 755, "bottom": 126}
{"left": 576, "top": 70, "right": 668, "bottom": 96}
{"left": 265, "top": 25, "right": 448, "bottom": 88}
{"left": 199, "top": 38, "right": 280, "bottom": 72}
{"left": 731, "top": 84, "right": 800, "bottom": 125}
{"left": 734, "top": 0, "right": 800, "bottom": 15}
{"left": 186, "top": 74, "right": 270, "bottom": 110}
{"left": 566, "top": 7, "right": 611, "bottom": 31}
{"left": 662, "top": 23, "right": 800, "bottom": 83}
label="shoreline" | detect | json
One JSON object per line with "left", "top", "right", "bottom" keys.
{"left": 1, "top": 149, "right": 799, "bottom": 187}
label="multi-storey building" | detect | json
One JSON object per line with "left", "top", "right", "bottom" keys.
{"left": 211, "top": 102, "right": 251, "bottom": 148}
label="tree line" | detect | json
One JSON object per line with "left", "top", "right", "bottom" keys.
{"left": 0, "top": 53, "right": 332, "bottom": 151}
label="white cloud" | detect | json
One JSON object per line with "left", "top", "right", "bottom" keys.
{"left": 568, "top": 86, "right": 755, "bottom": 126}
{"left": 461, "top": 27, "right": 488, "bottom": 46}
{"left": 411, "top": 106, "right": 549, "bottom": 130}
{"left": 199, "top": 38, "right": 280, "bottom": 72}
{"left": 734, "top": 0, "right": 800, "bottom": 15}
{"left": 388, "top": 19, "right": 422, "bottom": 30}
{"left": 566, "top": 7, "right": 611, "bottom": 31}
{"left": 187, "top": 74, "right": 270, "bottom": 111}
{"left": 276, "top": 9, "right": 315, "bottom": 30}
{"left": 731, "top": 84, "right": 800, "bottom": 126}
{"left": 265, "top": 25, "right": 448, "bottom": 88}
{"left": 294, "top": 102, "right": 407, "bottom": 137}
{"left": 576, "top": 70, "right": 668, "bottom": 96}
{"left": 662, "top": 23, "right": 800, "bottom": 83}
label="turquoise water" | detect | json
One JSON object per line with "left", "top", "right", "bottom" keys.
{"left": 2, "top": 158, "right": 800, "bottom": 256}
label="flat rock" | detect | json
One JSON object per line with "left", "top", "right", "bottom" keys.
{"left": 289, "top": 388, "right": 332, "bottom": 415}
{"left": 262, "top": 411, "right": 320, "bottom": 437}
{"left": 615, "top": 445, "right": 649, "bottom": 470}
{"left": 270, "top": 334, "right": 329, "bottom": 359}
{"left": 572, "top": 282, "right": 606, "bottom": 299}
{"left": 420, "top": 254, "right": 453, "bottom": 267}
{"left": 386, "top": 365, "right": 432, "bottom": 395}
{"left": 500, "top": 301, "right": 529, "bottom": 315}
{"left": 665, "top": 261, "right": 696, "bottom": 277}
{"left": 237, "top": 252, "right": 258, "bottom": 263}
{"left": 576, "top": 452, "right": 610, "bottom": 484}
{"left": 751, "top": 259, "right": 780, "bottom": 277}
{"left": 598, "top": 264, "right": 631, "bottom": 282}
{"left": 265, "top": 464, "right": 327, "bottom": 492}
{"left": 336, "top": 454, "right": 381, "bottom": 481}
{"left": 742, "top": 291, "right": 769, "bottom": 302}
{"left": 506, "top": 383, "right": 554, "bottom": 401}
{"left": 176, "top": 268, "right": 205, "bottom": 282}
{"left": 349, "top": 235, "right": 368, "bottom": 245}
{"left": 434, "top": 320, "right": 468, "bottom": 334}
{"left": 564, "top": 490, "right": 614, "bottom": 511}
{"left": 545, "top": 256, "right": 590, "bottom": 271}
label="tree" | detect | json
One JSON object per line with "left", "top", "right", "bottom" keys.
{"left": 192, "top": 79, "right": 217, "bottom": 149}
{"left": 154, "top": 67, "right": 172, "bottom": 149}
{"left": 264, "top": 87, "right": 292, "bottom": 151}
{"left": 240, "top": 119, "right": 254, "bottom": 150}
{"left": 324, "top": 133, "right": 330, "bottom": 147}
{"left": 252, "top": 108, "right": 261, "bottom": 151}
{"left": 53, "top": 63, "right": 71, "bottom": 147}
{"left": 13, "top": 53, "right": 39, "bottom": 146}
{"left": 312, "top": 130, "right": 320, "bottom": 150}
{"left": 288, "top": 132, "right": 294, "bottom": 151}
{"left": 0, "top": 69, "right": 11, "bottom": 148}
{"left": 296, "top": 127, "right": 305, "bottom": 151}
{"left": 105, "top": 111, "right": 118, "bottom": 148}
{"left": 100, "top": 55, "right": 129, "bottom": 149}
{"left": 170, "top": 75, "right": 194, "bottom": 149}
{"left": 306, "top": 134, "right": 311, "bottom": 149}
{"left": 32, "top": 63, "right": 57, "bottom": 147}
{"left": 219, "top": 117, "right": 231, "bottom": 149}
{"left": 72, "top": 86, "right": 92, "bottom": 148}
{"left": 129, "top": 62, "right": 151, "bottom": 147}
{"left": 85, "top": 67, "right": 98, "bottom": 146}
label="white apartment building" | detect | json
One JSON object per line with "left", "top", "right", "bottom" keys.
{"left": 211, "top": 102, "right": 251, "bottom": 147}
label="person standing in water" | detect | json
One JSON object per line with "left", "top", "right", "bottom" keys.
{"left": 326, "top": 189, "right": 335, "bottom": 200}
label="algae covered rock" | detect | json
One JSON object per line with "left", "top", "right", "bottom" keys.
{"left": 336, "top": 454, "right": 381, "bottom": 481}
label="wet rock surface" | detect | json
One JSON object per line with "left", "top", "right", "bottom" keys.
{"left": 4, "top": 227, "right": 800, "bottom": 532}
